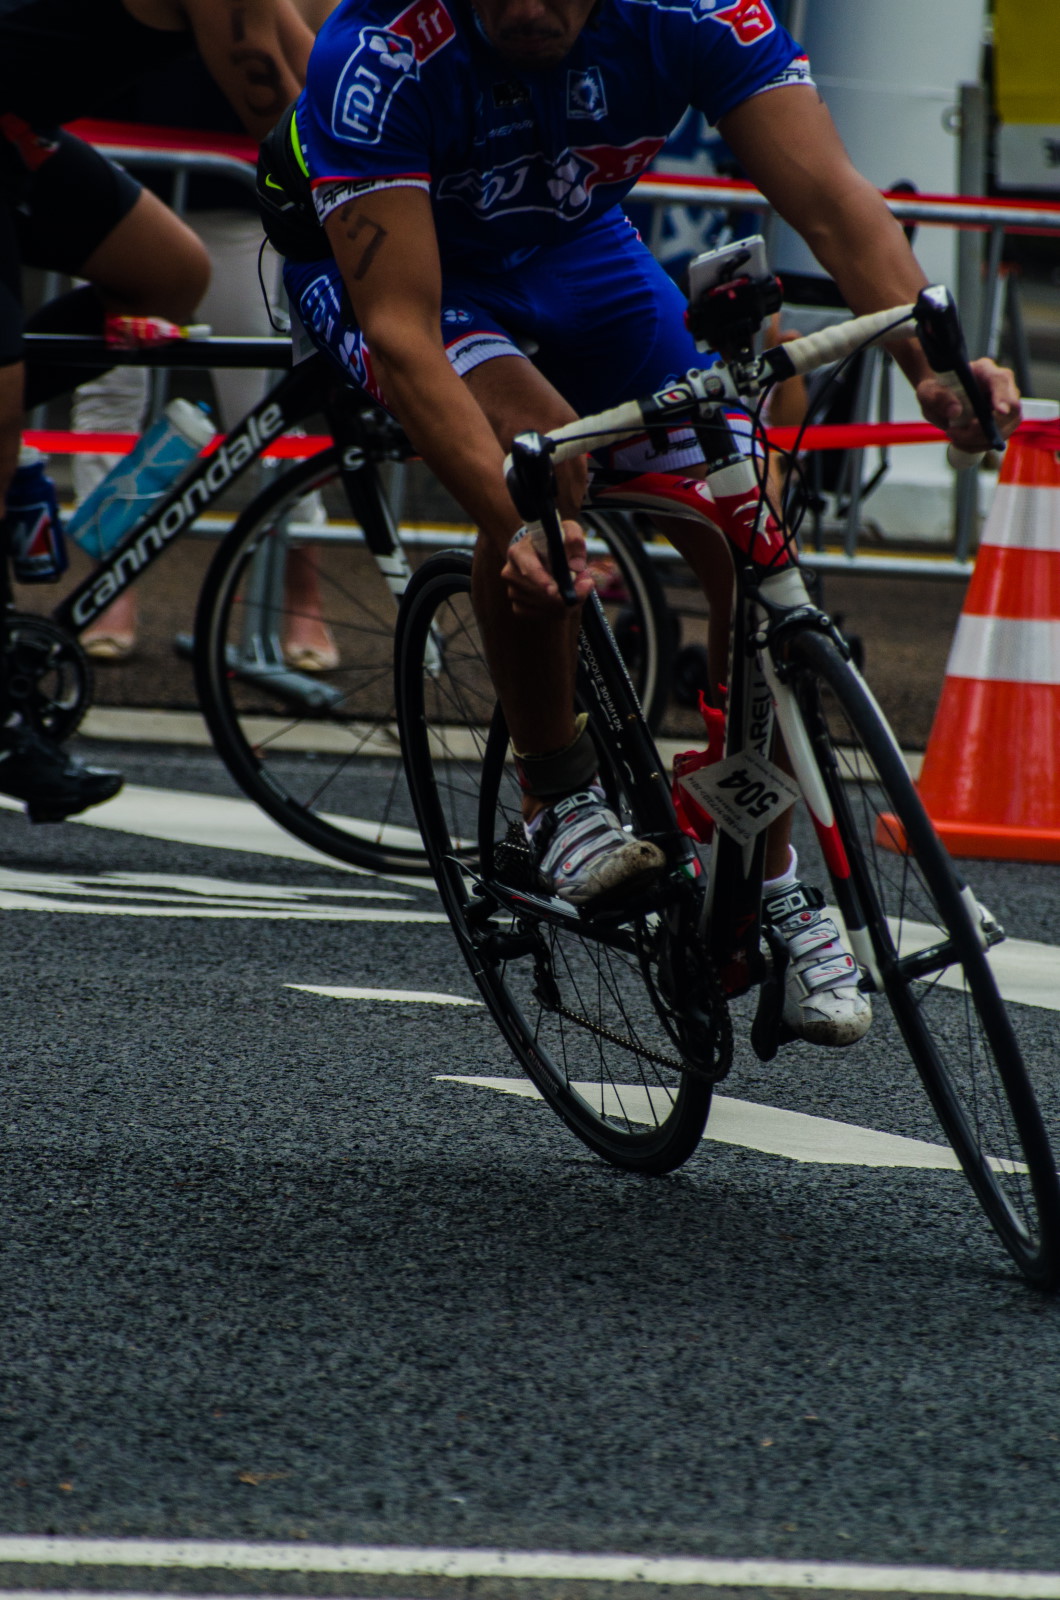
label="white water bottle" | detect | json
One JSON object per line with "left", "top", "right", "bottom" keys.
{"left": 66, "top": 398, "right": 214, "bottom": 558}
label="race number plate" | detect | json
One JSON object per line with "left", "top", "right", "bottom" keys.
{"left": 677, "top": 748, "right": 799, "bottom": 846}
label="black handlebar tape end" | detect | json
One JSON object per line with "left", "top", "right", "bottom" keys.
{"left": 762, "top": 343, "right": 798, "bottom": 382}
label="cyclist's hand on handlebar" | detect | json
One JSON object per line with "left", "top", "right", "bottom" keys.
{"left": 501, "top": 519, "right": 595, "bottom": 615}
{"left": 916, "top": 357, "right": 1022, "bottom": 453}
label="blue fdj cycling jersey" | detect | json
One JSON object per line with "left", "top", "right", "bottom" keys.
{"left": 296, "top": 0, "right": 808, "bottom": 273}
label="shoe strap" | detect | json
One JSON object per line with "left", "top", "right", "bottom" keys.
{"left": 762, "top": 880, "right": 825, "bottom": 926}
{"left": 790, "top": 951, "right": 859, "bottom": 996}
{"left": 532, "top": 788, "right": 602, "bottom": 855}
{"left": 782, "top": 912, "right": 844, "bottom": 963}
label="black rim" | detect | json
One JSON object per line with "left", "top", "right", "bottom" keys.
{"left": 789, "top": 627, "right": 1060, "bottom": 1289}
{"left": 194, "top": 463, "right": 671, "bottom": 874}
{"left": 396, "top": 551, "right": 714, "bottom": 1175}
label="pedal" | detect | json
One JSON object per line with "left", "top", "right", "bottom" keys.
{"left": 977, "top": 900, "right": 1005, "bottom": 947}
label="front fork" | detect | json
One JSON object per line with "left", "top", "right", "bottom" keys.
{"left": 756, "top": 567, "right": 883, "bottom": 992}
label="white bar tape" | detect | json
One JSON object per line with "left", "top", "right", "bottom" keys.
{"left": 947, "top": 615, "right": 1060, "bottom": 686}
{"left": 980, "top": 484, "right": 1060, "bottom": 552}
{"left": 548, "top": 398, "right": 647, "bottom": 462}
{"left": 781, "top": 305, "right": 916, "bottom": 376}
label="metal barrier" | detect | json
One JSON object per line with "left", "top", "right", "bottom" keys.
{"left": 43, "top": 128, "right": 1060, "bottom": 578}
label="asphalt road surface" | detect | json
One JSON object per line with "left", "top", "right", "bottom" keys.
{"left": 2, "top": 741, "right": 1060, "bottom": 1600}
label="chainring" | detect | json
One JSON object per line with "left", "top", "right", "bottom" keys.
{"left": 3, "top": 612, "right": 93, "bottom": 740}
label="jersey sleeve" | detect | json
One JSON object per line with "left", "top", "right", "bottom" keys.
{"left": 298, "top": 0, "right": 457, "bottom": 222}
{"left": 658, "top": 0, "right": 811, "bottom": 128}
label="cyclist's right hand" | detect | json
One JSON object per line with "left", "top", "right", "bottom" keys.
{"left": 501, "top": 519, "right": 595, "bottom": 615}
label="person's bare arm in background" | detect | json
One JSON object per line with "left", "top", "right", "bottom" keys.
{"left": 288, "top": 0, "right": 341, "bottom": 28}
{"left": 180, "top": 0, "right": 315, "bottom": 138}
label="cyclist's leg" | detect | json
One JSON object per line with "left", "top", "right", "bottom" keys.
{"left": 516, "top": 216, "right": 867, "bottom": 1030}
{"left": 463, "top": 351, "right": 584, "bottom": 766}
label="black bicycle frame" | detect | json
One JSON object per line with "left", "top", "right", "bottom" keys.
{"left": 18, "top": 339, "right": 412, "bottom": 638}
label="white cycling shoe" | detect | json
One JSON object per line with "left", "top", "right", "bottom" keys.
{"left": 530, "top": 785, "right": 666, "bottom": 908}
{"left": 761, "top": 878, "right": 872, "bottom": 1048}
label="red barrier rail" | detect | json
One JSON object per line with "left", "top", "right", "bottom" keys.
{"left": 23, "top": 430, "right": 331, "bottom": 458}
{"left": 20, "top": 419, "right": 1021, "bottom": 458}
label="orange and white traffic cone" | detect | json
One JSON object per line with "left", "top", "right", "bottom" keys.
{"left": 883, "top": 399, "right": 1060, "bottom": 861}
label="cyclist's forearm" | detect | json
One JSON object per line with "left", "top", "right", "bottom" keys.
{"left": 793, "top": 184, "right": 933, "bottom": 387}
{"left": 720, "top": 90, "right": 934, "bottom": 386}
{"left": 375, "top": 346, "right": 522, "bottom": 547}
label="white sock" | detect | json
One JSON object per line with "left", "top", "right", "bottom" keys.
{"left": 762, "top": 846, "right": 798, "bottom": 896}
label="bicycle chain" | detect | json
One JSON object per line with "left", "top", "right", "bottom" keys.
{"left": 534, "top": 986, "right": 686, "bottom": 1073}
{"left": 532, "top": 941, "right": 732, "bottom": 1085}
{"left": 491, "top": 823, "right": 731, "bottom": 1083}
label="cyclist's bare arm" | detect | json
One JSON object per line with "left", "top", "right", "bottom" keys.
{"left": 323, "top": 188, "right": 593, "bottom": 611}
{"left": 719, "top": 85, "right": 1020, "bottom": 451}
{"left": 176, "top": 0, "right": 314, "bottom": 139}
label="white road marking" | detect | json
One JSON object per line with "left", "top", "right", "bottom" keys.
{"left": 0, "top": 785, "right": 423, "bottom": 879}
{"left": 0, "top": 867, "right": 445, "bottom": 922}
{"left": 437, "top": 1075, "right": 1016, "bottom": 1173}
{"left": 0, "top": 1540, "right": 1059, "bottom": 1596}
{"left": 3, "top": 788, "right": 1058, "bottom": 1006}
{"left": 288, "top": 984, "right": 482, "bottom": 1005}
{"left": 833, "top": 907, "right": 1060, "bottom": 1015}
{"left": 899, "top": 917, "right": 1060, "bottom": 1013}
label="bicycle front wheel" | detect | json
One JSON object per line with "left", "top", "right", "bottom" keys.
{"left": 396, "top": 550, "right": 716, "bottom": 1175}
{"left": 195, "top": 453, "right": 672, "bottom": 874}
{"left": 787, "top": 627, "right": 1060, "bottom": 1288}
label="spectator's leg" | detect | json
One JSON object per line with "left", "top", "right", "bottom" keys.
{"left": 190, "top": 209, "right": 336, "bottom": 669}
{"left": 61, "top": 193, "right": 209, "bottom": 656}
{"left": 71, "top": 363, "right": 150, "bottom": 659}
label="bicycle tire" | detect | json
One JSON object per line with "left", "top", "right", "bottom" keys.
{"left": 396, "top": 549, "right": 715, "bottom": 1174}
{"left": 195, "top": 452, "right": 673, "bottom": 874}
{"left": 786, "top": 626, "right": 1060, "bottom": 1288}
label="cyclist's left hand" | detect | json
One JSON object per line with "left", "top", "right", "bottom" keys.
{"left": 917, "top": 356, "right": 1022, "bottom": 452}
{"left": 501, "top": 519, "right": 595, "bottom": 615}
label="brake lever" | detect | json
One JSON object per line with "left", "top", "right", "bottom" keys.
{"left": 506, "top": 432, "right": 578, "bottom": 607}
{"left": 915, "top": 285, "right": 1004, "bottom": 461}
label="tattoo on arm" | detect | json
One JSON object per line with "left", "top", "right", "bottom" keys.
{"left": 229, "top": 46, "right": 287, "bottom": 116}
{"left": 344, "top": 214, "right": 388, "bottom": 280}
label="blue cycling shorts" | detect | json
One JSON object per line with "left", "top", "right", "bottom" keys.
{"left": 284, "top": 206, "right": 740, "bottom": 472}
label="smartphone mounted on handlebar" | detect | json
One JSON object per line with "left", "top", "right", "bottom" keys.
{"left": 685, "top": 235, "right": 783, "bottom": 360}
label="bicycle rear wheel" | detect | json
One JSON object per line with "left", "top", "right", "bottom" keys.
{"left": 396, "top": 550, "right": 717, "bottom": 1174}
{"left": 195, "top": 452, "right": 672, "bottom": 874}
{"left": 787, "top": 626, "right": 1060, "bottom": 1288}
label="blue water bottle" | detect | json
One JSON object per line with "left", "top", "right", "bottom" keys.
{"left": 65, "top": 398, "right": 214, "bottom": 559}
{"left": 4, "top": 445, "right": 68, "bottom": 583}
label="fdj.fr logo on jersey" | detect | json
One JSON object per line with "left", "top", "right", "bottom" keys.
{"left": 438, "top": 137, "right": 663, "bottom": 220}
{"left": 332, "top": 0, "right": 455, "bottom": 144}
{"left": 698, "top": 0, "right": 776, "bottom": 45}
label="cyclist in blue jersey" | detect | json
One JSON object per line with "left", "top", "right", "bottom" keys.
{"left": 263, "top": 0, "right": 1020, "bottom": 1046}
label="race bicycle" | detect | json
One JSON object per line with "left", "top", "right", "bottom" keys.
{"left": 394, "top": 274, "right": 1060, "bottom": 1289}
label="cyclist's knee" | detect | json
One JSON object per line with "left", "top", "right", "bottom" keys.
{"left": 80, "top": 193, "right": 211, "bottom": 323}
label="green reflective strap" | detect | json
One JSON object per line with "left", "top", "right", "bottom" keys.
{"left": 290, "top": 108, "right": 310, "bottom": 178}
